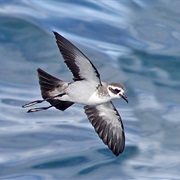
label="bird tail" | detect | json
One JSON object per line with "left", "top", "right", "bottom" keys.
{"left": 22, "top": 68, "right": 74, "bottom": 112}
{"left": 37, "top": 68, "right": 63, "bottom": 99}
{"left": 37, "top": 68, "right": 74, "bottom": 111}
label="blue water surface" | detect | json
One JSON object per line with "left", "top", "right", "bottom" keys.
{"left": 0, "top": 0, "right": 180, "bottom": 179}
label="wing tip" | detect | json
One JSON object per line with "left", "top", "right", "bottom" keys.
{"left": 113, "top": 143, "right": 125, "bottom": 156}
{"left": 53, "top": 31, "right": 58, "bottom": 36}
{"left": 53, "top": 31, "right": 65, "bottom": 42}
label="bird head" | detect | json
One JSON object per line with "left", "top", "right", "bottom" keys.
{"left": 107, "top": 83, "right": 128, "bottom": 103}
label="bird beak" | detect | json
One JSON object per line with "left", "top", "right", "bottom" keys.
{"left": 121, "top": 94, "right": 128, "bottom": 103}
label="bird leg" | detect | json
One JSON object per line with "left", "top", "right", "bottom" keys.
{"left": 22, "top": 93, "right": 66, "bottom": 113}
{"left": 27, "top": 105, "right": 53, "bottom": 113}
{"left": 22, "top": 99, "right": 45, "bottom": 108}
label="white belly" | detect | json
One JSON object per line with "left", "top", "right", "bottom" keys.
{"left": 61, "top": 81, "right": 98, "bottom": 105}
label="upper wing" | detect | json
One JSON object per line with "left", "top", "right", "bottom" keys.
{"left": 54, "top": 32, "right": 101, "bottom": 86}
{"left": 84, "top": 102, "right": 125, "bottom": 156}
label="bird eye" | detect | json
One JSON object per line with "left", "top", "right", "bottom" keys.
{"left": 109, "top": 87, "right": 120, "bottom": 94}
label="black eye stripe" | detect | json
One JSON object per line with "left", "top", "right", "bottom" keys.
{"left": 109, "top": 87, "right": 120, "bottom": 94}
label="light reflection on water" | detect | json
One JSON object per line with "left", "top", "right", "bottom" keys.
{"left": 0, "top": 0, "right": 180, "bottom": 179}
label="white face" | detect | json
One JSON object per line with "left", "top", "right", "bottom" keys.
{"left": 108, "top": 85, "right": 125, "bottom": 99}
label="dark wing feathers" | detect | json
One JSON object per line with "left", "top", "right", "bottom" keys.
{"left": 84, "top": 102, "right": 125, "bottom": 156}
{"left": 53, "top": 31, "right": 101, "bottom": 85}
{"left": 47, "top": 99, "right": 74, "bottom": 111}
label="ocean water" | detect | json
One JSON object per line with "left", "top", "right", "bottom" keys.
{"left": 0, "top": 0, "right": 180, "bottom": 179}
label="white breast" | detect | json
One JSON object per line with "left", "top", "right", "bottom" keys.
{"left": 87, "top": 91, "right": 111, "bottom": 105}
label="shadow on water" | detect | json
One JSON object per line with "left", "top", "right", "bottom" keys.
{"left": 78, "top": 145, "right": 138, "bottom": 175}
{"left": 32, "top": 156, "right": 88, "bottom": 169}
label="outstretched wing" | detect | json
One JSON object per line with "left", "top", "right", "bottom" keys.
{"left": 84, "top": 102, "right": 125, "bottom": 156}
{"left": 54, "top": 31, "right": 101, "bottom": 86}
